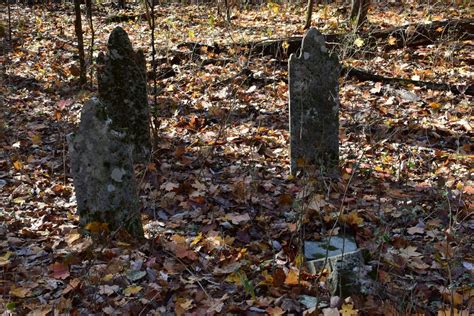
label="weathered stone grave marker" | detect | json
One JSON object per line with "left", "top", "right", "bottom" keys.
{"left": 97, "top": 26, "right": 150, "bottom": 161}
{"left": 69, "top": 27, "right": 148, "bottom": 237}
{"left": 69, "top": 99, "right": 143, "bottom": 237}
{"left": 288, "top": 28, "right": 340, "bottom": 175}
{"left": 305, "top": 236, "right": 366, "bottom": 297}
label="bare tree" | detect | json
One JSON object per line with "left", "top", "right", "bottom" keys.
{"left": 304, "top": 0, "right": 332, "bottom": 30}
{"left": 350, "top": 0, "right": 370, "bottom": 30}
{"left": 86, "top": 0, "right": 94, "bottom": 85}
{"left": 73, "top": 0, "right": 86, "bottom": 84}
{"left": 304, "top": 0, "right": 314, "bottom": 30}
{"left": 7, "top": 0, "right": 12, "bottom": 42}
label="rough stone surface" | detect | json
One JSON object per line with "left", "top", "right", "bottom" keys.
{"left": 305, "top": 235, "right": 365, "bottom": 297}
{"left": 288, "top": 28, "right": 340, "bottom": 175}
{"left": 97, "top": 26, "right": 150, "bottom": 161}
{"left": 68, "top": 98, "right": 143, "bottom": 237}
{"left": 304, "top": 236, "right": 358, "bottom": 260}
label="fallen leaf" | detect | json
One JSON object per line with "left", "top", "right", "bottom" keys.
{"left": 284, "top": 269, "right": 299, "bottom": 285}
{"left": 407, "top": 226, "right": 424, "bottom": 235}
{"left": 387, "top": 35, "right": 397, "bottom": 45}
{"left": 399, "top": 246, "right": 422, "bottom": 258}
{"left": 10, "top": 286, "right": 31, "bottom": 298}
{"left": 266, "top": 306, "right": 285, "bottom": 316}
{"left": 340, "top": 303, "right": 358, "bottom": 316}
{"left": 50, "top": 262, "right": 70, "bottom": 280}
{"left": 13, "top": 160, "right": 23, "bottom": 170}
{"left": 228, "top": 213, "right": 251, "bottom": 225}
{"left": 354, "top": 37, "right": 364, "bottom": 47}
{"left": 123, "top": 285, "right": 142, "bottom": 296}
{"left": 0, "top": 251, "right": 13, "bottom": 267}
{"left": 214, "top": 262, "right": 242, "bottom": 275}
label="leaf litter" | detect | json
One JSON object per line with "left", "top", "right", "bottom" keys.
{"left": 0, "top": 1, "right": 472, "bottom": 315}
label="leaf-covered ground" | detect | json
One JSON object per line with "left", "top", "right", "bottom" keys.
{"left": 1, "top": 1, "right": 473, "bottom": 315}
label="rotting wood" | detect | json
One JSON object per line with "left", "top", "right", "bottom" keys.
{"left": 344, "top": 68, "right": 474, "bottom": 96}
{"left": 246, "top": 18, "right": 474, "bottom": 58}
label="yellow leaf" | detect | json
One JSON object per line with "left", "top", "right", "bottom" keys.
{"left": 65, "top": 232, "right": 81, "bottom": 245}
{"left": 429, "top": 102, "right": 442, "bottom": 109}
{"left": 31, "top": 134, "right": 42, "bottom": 144}
{"left": 257, "top": 270, "right": 274, "bottom": 286}
{"left": 267, "top": 2, "right": 280, "bottom": 14}
{"left": 188, "top": 30, "right": 195, "bottom": 38}
{"left": 191, "top": 232, "right": 203, "bottom": 246}
{"left": 272, "top": 4, "right": 280, "bottom": 14}
{"left": 340, "top": 303, "right": 358, "bottom": 316}
{"left": 343, "top": 211, "right": 364, "bottom": 226}
{"left": 284, "top": 269, "right": 299, "bottom": 285}
{"left": 437, "top": 308, "right": 470, "bottom": 316}
{"left": 13, "top": 160, "right": 23, "bottom": 170}
{"left": 354, "top": 37, "right": 365, "bottom": 48}
{"left": 0, "top": 251, "right": 13, "bottom": 267}
{"left": 85, "top": 221, "right": 109, "bottom": 233}
{"left": 102, "top": 274, "right": 114, "bottom": 282}
{"left": 123, "top": 285, "right": 142, "bottom": 296}
{"left": 282, "top": 41, "right": 289, "bottom": 50}
{"left": 176, "top": 297, "right": 193, "bottom": 310}
{"left": 294, "top": 252, "right": 305, "bottom": 268}
{"left": 225, "top": 272, "right": 242, "bottom": 284}
{"left": 10, "top": 286, "right": 31, "bottom": 298}
{"left": 388, "top": 35, "right": 397, "bottom": 45}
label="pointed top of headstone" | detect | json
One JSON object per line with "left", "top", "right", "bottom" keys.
{"left": 290, "top": 28, "right": 332, "bottom": 63}
{"left": 288, "top": 27, "right": 340, "bottom": 175}
{"left": 108, "top": 26, "right": 134, "bottom": 58}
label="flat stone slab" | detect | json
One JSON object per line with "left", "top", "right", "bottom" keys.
{"left": 305, "top": 235, "right": 365, "bottom": 297}
{"left": 304, "top": 236, "right": 358, "bottom": 261}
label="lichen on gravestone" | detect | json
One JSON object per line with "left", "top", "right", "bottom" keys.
{"left": 97, "top": 26, "right": 150, "bottom": 161}
{"left": 68, "top": 98, "right": 143, "bottom": 237}
{"left": 288, "top": 28, "right": 340, "bottom": 175}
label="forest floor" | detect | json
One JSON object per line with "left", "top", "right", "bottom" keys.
{"left": 1, "top": 1, "right": 473, "bottom": 315}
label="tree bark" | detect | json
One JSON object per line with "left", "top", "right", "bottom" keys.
{"left": 86, "top": 0, "right": 94, "bottom": 86}
{"left": 73, "top": 0, "right": 86, "bottom": 84}
{"left": 246, "top": 18, "right": 473, "bottom": 58}
{"left": 350, "top": 0, "right": 370, "bottom": 30}
{"left": 304, "top": 0, "right": 314, "bottom": 30}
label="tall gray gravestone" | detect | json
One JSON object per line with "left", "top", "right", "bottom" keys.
{"left": 68, "top": 99, "right": 144, "bottom": 237}
{"left": 68, "top": 27, "right": 148, "bottom": 238}
{"left": 97, "top": 26, "right": 151, "bottom": 161}
{"left": 288, "top": 28, "right": 340, "bottom": 175}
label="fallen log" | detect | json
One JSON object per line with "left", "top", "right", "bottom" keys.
{"left": 246, "top": 18, "right": 473, "bottom": 58}
{"left": 344, "top": 68, "right": 474, "bottom": 96}
{"left": 105, "top": 13, "right": 148, "bottom": 23}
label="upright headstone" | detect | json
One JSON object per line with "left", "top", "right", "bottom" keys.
{"left": 288, "top": 28, "right": 340, "bottom": 175}
{"left": 68, "top": 98, "right": 144, "bottom": 237}
{"left": 97, "top": 26, "right": 150, "bottom": 161}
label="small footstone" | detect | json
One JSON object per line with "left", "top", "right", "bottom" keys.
{"left": 288, "top": 28, "right": 340, "bottom": 175}
{"left": 68, "top": 98, "right": 143, "bottom": 237}
{"left": 97, "top": 26, "right": 150, "bottom": 161}
{"left": 305, "top": 235, "right": 365, "bottom": 297}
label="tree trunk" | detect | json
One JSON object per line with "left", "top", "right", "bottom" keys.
{"left": 225, "top": 0, "right": 231, "bottom": 23}
{"left": 86, "top": 0, "right": 94, "bottom": 86}
{"left": 350, "top": 0, "right": 370, "bottom": 30}
{"left": 304, "top": 0, "right": 314, "bottom": 30}
{"left": 7, "top": 0, "right": 12, "bottom": 42}
{"left": 73, "top": 0, "right": 86, "bottom": 84}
